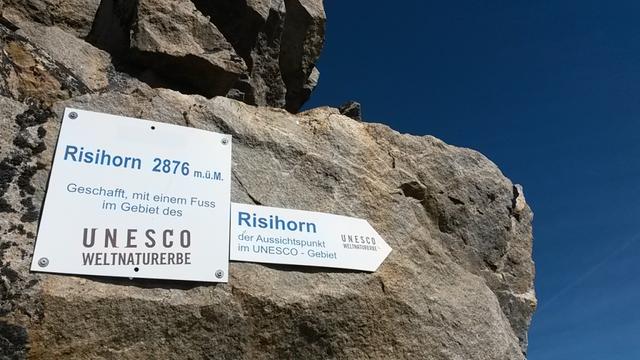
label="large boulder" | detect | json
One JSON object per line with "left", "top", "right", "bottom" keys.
{"left": 87, "top": 0, "right": 247, "bottom": 98}
{"left": 0, "top": 2, "right": 535, "bottom": 358}
{"left": 190, "top": 0, "right": 325, "bottom": 111}
{"left": 1, "top": 0, "right": 325, "bottom": 112}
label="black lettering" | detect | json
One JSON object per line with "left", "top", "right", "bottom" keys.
{"left": 82, "top": 252, "right": 94, "bottom": 265}
{"left": 126, "top": 229, "right": 137, "bottom": 248}
{"left": 180, "top": 230, "right": 190, "bottom": 248}
{"left": 145, "top": 229, "right": 156, "bottom": 248}
{"left": 104, "top": 228, "right": 118, "bottom": 248}
{"left": 83, "top": 228, "right": 96, "bottom": 247}
{"left": 163, "top": 229, "right": 173, "bottom": 248}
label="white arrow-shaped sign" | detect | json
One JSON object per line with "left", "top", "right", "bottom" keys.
{"left": 230, "top": 203, "right": 392, "bottom": 271}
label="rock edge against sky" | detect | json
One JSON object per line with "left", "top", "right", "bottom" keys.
{"left": 0, "top": 1, "right": 535, "bottom": 358}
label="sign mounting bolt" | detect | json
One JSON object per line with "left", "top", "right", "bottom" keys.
{"left": 38, "top": 257, "right": 49, "bottom": 267}
{"left": 215, "top": 270, "right": 224, "bottom": 279}
{"left": 68, "top": 112, "right": 78, "bottom": 119}
{"left": 221, "top": 138, "right": 229, "bottom": 145}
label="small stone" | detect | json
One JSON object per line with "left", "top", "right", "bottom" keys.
{"left": 339, "top": 100, "right": 362, "bottom": 121}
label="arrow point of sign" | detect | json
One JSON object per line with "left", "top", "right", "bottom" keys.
{"left": 365, "top": 220, "right": 392, "bottom": 272}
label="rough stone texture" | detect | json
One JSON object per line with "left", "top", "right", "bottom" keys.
{"left": 15, "top": 23, "right": 112, "bottom": 91}
{"left": 339, "top": 100, "right": 362, "bottom": 121}
{"left": 191, "top": 0, "right": 325, "bottom": 111}
{"left": 0, "top": 3, "right": 536, "bottom": 359}
{"left": 1, "top": 0, "right": 324, "bottom": 112}
{"left": 1, "top": 0, "right": 101, "bottom": 37}
{"left": 87, "top": 0, "right": 247, "bottom": 98}
{"left": 279, "top": 0, "right": 325, "bottom": 112}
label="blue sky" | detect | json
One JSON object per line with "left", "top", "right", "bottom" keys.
{"left": 306, "top": 1, "right": 640, "bottom": 358}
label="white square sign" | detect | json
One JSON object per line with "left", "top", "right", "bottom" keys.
{"left": 31, "top": 108, "right": 231, "bottom": 282}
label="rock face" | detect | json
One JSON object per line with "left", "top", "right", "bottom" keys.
{"left": 1, "top": 0, "right": 325, "bottom": 112}
{"left": 0, "top": 2, "right": 536, "bottom": 359}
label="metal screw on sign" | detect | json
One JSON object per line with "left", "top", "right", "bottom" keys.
{"left": 38, "top": 257, "right": 49, "bottom": 267}
{"left": 68, "top": 112, "right": 78, "bottom": 119}
{"left": 221, "top": 138, "right": 229, "bottom": 145}
{"left": 215, "top": 270, "right": 224, "bottom": 279}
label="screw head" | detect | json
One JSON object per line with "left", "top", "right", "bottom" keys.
{"left": 38, "top": 257, "right": 49, "bottom": 267}
{"left": 215, "top": 269, "right": 224, "bottom": 279}
{"left": 68, "top": 112, "right": 78, "bottom": 119}
{"left": 221, "top": 137, "right": 229, "bottom": 145}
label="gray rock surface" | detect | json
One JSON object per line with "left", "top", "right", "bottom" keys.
{"left": 88, "top": 0, "right": 247, "bottom": 98}
{"left": 1, "top": 0, "right": 101, "bottom": 37}
{"left": 279, "top": 0, "right": 325, "bottom": 111}
{"left": 339, "top": 100, "right": 362, "bottom": 121}
{"left": 0, "top": 2, "right": 536, "bottom": 359}
{"left": 1, "top": 0, "right": 325, "bottom": 112}
{"left": 15, "top": 23, "right": 112, "bottom": 91}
